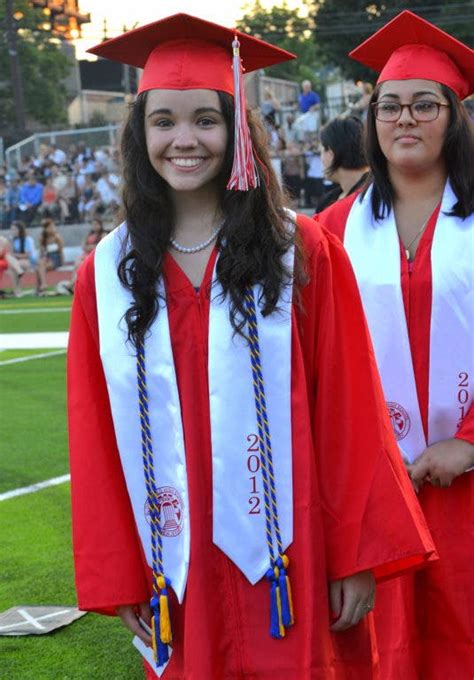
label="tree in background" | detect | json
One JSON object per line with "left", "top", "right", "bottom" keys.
{"left": 312, "top": 0, "right": 474, "bottom": 83}
{"left": 0, "top": 0, "right": 72, "bottom": 135}
{"left": 237, "top": 1, "right": 324, "bottom": 88}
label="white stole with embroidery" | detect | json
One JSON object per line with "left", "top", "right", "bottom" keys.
{"left": 95, "top": 220, "right": 294, "bottom": 600}
{"left": 344, "top": 182, "right": 473, "bottom": 463}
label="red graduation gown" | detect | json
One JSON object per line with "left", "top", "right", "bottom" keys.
{"left": 318, "top": 196, "right": 474, "bottom": 679}
{"left": 68, "top": 214, "right": 435, "bottom": 680}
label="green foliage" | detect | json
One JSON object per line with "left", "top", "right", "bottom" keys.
{"left": 312, "top": 0, "right": 474, "bottom": 83}
{"left": 0, "top": 0, "right": 72, "bottom": 130}
{"left": 237, "top": 1, "right": 323, "bottom": 87}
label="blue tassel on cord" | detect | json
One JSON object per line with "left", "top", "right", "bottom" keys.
{"left": 266, "top": 568, "right": 284, "bottom": 639}
{"left": 276, "top": 556, "right": 293, "bottom": 628}
{"left": 150, "top": 596, "right": 169, "bottom": 667}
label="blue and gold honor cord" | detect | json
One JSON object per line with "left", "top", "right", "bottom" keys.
{"left": 244, "top": 287, "right": 294, "bottom": 638}
{"left": 136, "top": 289, "right": 295, "bottom": 668}
{"left": 137, "top": 341, "right": 172, "bottom": 668}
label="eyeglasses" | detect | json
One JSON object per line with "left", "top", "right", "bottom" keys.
{"left": 372, "top": 100, "right": 450, "bottom": 122}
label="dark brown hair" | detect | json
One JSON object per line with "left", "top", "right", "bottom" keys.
{"left": 365, "top": 84, "right": 474, "bottom": 220}
{"left": 118, "top": 91, "right": 305, "bottom": 348}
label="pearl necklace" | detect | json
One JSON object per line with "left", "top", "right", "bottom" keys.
{"left": 170, "top": 226, "right": 221, "bottom": 254}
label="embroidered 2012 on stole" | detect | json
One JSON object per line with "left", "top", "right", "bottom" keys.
{"left": 94, "top": 221, "right": 294, "bottom": 601}
{"left": 344, "top": 181, "right": 473, "bottom": 463}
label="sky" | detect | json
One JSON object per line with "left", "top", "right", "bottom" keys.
{"left": 73, "top": 0, "right": 304, "bottom": 60}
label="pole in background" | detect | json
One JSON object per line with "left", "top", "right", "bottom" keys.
{"left": 5, "top": 0, "right": 27, "bottom": 136}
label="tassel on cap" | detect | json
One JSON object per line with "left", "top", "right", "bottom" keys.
{"left": 227, "top": 38, "right": 259, "bottom": 192}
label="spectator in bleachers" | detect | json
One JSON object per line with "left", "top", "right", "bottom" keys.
{"left": 4, "top": 178, "right": 21, "bottom": 229}
{"left": 60, "top": 217, "right": 108, "bottom": 295}
{"left": 77, "top": 176, "right": 100, "bottom": 222}
{"left": 315, "top": 116, "right": 369, "bottom": 212}
{"left": 10, "top": 220, "right": 38, "bottom": 296}
{"left": 58, "top": 174, "right": 79, "bottom": 223}
{"left": 18, "top": 174, "right": 44, "bottom": 226}
{"left": 95, "top": 170, "right": 120, "bottom": 219}
{"left": 38, "top": 176, "right": 60, "bottom": 219}
{"left": 0, "top": 234, "right": 25, "bottom": 296}
{"left": 36, "top": 218, "right": 64, "bottom": 294}
{"left": 48, "top": 144, "right": 67, "bottom": 166}
{"left": 0, "top": 178, "right": 7, "bottom": 230}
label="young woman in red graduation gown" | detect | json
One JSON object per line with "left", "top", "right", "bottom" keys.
{"left": 68, "top": 14, "right": 435, "bottom": 680}
{"left": 316, "top": 11, "right": 474, "bottom": 679}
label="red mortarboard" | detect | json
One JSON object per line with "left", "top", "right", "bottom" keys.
{"left": 349, "top": 10, "right": 474, "bottom": 99}
{"left": 88, "top": 13, "right": 295, "bottom": 191}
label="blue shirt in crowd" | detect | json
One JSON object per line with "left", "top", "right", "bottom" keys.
{"left": 299, "top": 90, "right": 321, "bottom": 113}
{"left": 19, "top": 182, "right": 44, "bottom": 207}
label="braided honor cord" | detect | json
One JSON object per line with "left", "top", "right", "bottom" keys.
{"left": 243, "top": 288, "right": 295, "bottom": 639}
{"left": 136, "top": 339, "right": 172, "bottom": 668}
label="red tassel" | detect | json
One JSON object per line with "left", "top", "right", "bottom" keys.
{"left": 227, "top": 38, "right": 259, "bottom": 192}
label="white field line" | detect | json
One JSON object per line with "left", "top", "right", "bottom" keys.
{"left": 0, "top": 350, "right": 66, "bottom": 366}
{"left": 0, "top": 307, "right": 71, "bottom": 315}
{"left": 0, "top": 332, "right": 68, "bottom": 349}
{"left": 0, "top": 474, "right": 71, "bottom": 502}
{"left": 0, "top": 608, "right": 73, "bottom": 631}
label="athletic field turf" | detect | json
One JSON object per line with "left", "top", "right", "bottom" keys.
{"left": 0, "top": 295, "right": 144, "bottom": 679}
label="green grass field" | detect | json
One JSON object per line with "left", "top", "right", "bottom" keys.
{"left": 0, "top": 295, "right": 145, "bottom": 679}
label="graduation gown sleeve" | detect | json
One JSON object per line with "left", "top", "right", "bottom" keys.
{"left": 296, "top": 215, "right": 435, "bottom": 582}
{"left": 68, "top": 253, "right": 150, "bottom": 615}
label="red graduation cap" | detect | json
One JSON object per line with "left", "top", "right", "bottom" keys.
{"left": 349, "top": 10, "right": 474, "bottom": 99}
{"left": 88, "top": 13, "right": 295, "bottom": 191}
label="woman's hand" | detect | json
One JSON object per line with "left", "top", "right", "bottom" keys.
{"left": 329, "top": 570, "right": 375, "bottom": 631}
{"left": 407, "top": 438, "right": 474, "bottom": 492}
{"left": 116, "top": 602, "right": 153, "bottom": 646}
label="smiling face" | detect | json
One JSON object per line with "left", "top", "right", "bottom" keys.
{"left": 144, "top": 88, "right": 228, "bottom": 197}
{"left": 375, "top": 78, "right": 450, "bottom": 175}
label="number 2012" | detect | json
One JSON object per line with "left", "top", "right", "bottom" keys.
{"left": 246, "top": 434, "right": 261, "bottom": 514}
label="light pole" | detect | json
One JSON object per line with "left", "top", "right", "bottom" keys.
{"left": 5, "top": 0, "right": 27, "bottom": 135}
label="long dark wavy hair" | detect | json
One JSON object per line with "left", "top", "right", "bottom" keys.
{"left": 118, "top": 90, "right": 305, "bottom": 348}
{"left": 365, "top": 84, "right": 474, "bottom": 220}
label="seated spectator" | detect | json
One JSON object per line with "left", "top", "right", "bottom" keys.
{"left": 5, "top": 178, "right": 21, "bottom": 228}
{"left": 38, "top": 177, "right": 60, "bottom": 219}
{"left": 48, "top": 144, "right": 67, "bottom": 166}
{"left": 94, "top": 170, "right": 120, "bottom": 219}
{"left": 10, "top": 220, "right": 38, "bottom": 296}
{"left": 0, "top": 178, "right": 7, "bottom": 230}
{"left": 18, "top": 175, "right": 44, "bottom": 226}
{"left": 77, "top": 176, "right": 100, "bottom": 222}
{"left": 0, "top": 235, "right": 24, "bottom": 296}
{"left": 57, "top": 174, "right": 79, "bottom": 223}
{"left": 60, "top": 218, "right": 107, "bottom": 294}
{"left": 315, "top": 116, "right": 369, "bottom": 212}
{"left": 36, "top": 218, "right": 64, "bottom": 294}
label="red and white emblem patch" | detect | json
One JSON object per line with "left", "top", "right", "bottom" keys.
{"left": 387, "top": 402, "right": 410, "bottom": 440}
{"left": 144, "top": 486, "right": 184, "bottom": 537}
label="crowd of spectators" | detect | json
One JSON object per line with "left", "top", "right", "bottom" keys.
{"left": 0, "top": 216, "right": 108, "bottom": 297}
{"left": 0, "top": 141, "right": 121, "bottom": 230}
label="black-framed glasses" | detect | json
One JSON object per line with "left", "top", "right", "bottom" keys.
{"left": 372, "top": 100, "right": 450, "bottom": 122}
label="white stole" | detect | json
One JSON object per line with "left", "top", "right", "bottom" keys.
{"left": 344, "top": 182, "right": 473, "bottom": 463}
{"left": 95, "top": 220, "right": 294, "bottom": 600}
